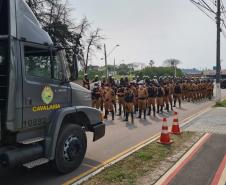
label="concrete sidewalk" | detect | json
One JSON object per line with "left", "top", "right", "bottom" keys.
{"left": 156, "top": 107, "right": 226, "bottom": 185}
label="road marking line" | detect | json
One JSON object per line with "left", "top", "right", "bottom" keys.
{"left": 180, "top": 107, "right": 212, "bottom": 128}
{"left": 154, "top": 133, "right": 212, "bottom": 185}
{"left": 211, "top": 154, "right": 226, "bottom": 185}
{"left": 63, "top": 107, "right": 212, "bottom": 185}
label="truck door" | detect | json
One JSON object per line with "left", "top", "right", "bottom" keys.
{"left": 21, "top": 43, "right": 71, "bottom": 130}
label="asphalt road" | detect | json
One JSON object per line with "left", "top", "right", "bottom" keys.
{"left": 1, "top": 90, "right": 226, "bottom": 185}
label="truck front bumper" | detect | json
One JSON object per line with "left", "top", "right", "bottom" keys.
{"left": 91, "top": 122, "right": 105, "bottom": 141}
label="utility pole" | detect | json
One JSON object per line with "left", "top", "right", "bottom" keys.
{"left": 104, "top": 44, "right": 108, "bottom": 78}
{"left": 174, "top": 64, "right": 177, "bottom": 78}
{"left": 216, "top": 0, "right": 221, "bottom": 101}
{"left": 114, "top": 58, "right": 116, "bottom": 76}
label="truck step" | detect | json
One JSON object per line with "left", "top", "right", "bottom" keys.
{"left": 19, "top": 137, "right": 45, "bottom": 145}
{"left": 23, "top": 158, "right": 49, "bottom": 169}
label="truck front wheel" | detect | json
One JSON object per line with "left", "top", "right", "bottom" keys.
{"left": 54, "top": 124, "right": 87, "bottom": 174}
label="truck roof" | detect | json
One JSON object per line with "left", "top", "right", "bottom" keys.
{"left": 9, "top": 0, "right": 53, "bottom": 45}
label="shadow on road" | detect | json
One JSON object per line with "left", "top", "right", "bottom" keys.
{"left": 0, "top": 157, "right": 101, "bottom": 185}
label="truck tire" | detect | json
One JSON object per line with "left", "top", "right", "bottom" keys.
{"left": 54, "top": 124, "right": 87, "bottom": 174}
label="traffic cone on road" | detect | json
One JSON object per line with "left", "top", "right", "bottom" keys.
{"left": 171, "top": 112, "right": 181, "bottom": 135}
{"left": 158, "top": 118, "right": 173, "bottom": 145}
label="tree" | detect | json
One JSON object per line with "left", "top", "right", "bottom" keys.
{"left": 117, "top": 64, "right": 133, "bottom": 75}
{"left": 80, "top": 28, "right": 103, "bottom": 74}
{"left": 163, "top": 58, "right": 181, "bottom": 68}
{"left": 149, "top": 60, "right": 155, "bottom": 67}
{"left": 26, "top": 0, "right": 104, "bottom": 75}
{"left": 163, "top": 59, "right": 182, "bottom": 77}
{"left": 135, "top": 67, "right": 184, "bottom": 78}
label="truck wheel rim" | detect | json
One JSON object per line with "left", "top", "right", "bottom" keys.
{"left": 64, "top": 136, "right": 82, "bottom": 161}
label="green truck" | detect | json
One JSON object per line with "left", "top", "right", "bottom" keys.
{"left": 0, "top": 0, "right": 105, "bottom": 173}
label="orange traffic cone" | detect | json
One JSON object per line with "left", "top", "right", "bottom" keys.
{"left": 158, "top": 118, "right": 173, "bottom": 145}
{"left": 171, "top": 112, "right": 181, "bottom": 135}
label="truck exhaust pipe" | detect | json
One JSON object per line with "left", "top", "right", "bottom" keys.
{"left": 0, "top": 145, "right": 44, "bottom": 168}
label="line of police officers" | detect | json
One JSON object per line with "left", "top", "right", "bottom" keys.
{"left": 83, "top": 74, "right": 214, "bottom": 123}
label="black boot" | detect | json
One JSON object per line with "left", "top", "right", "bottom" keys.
{"left": 117, "top": 107, "right": 121, "bottom": 116}
{"left": 153, "top": 106, "right": 156, "bottom": 117}
{"left": 138, "top": 110, "right": 142, "bottom": 118}
{"left": 144, "top": 110, "right": 146, "bottom": 119}
{"left": 170, "top": 102, "right": 173, "bottom": 111}
{"left": 166, "top": 104, "right": 169, "bottom": 112}
{"left": 131, "top": 113, "right": 134, "bottom": 123}
{"left": 161, "top": 106, "right": 163, "bottom": 113}
{"left": 173, "top": 100, "right": 176, "bottom": 107}
{"left": 112, "top": 111, "right": 115, "bottom": 120}
{"left": 147, "top": 107, "right": 151, "bottom": 116}
{"left": 124, "top": 113, "right": 128, "bottom": 121}
{"left": 157, "top": 106, "right": 159, "bottom": 113}
{"left": 104, "top": 110, "right": 108, "bottom": 119}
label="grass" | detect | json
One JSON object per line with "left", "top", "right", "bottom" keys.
{"left": 82, "top": 132, "right": 199, "bottom": 185}
{"left": 215, "top": 99, "right": 226, "bottom": 107}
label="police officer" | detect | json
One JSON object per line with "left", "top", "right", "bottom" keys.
{"left": 99, "top": 83, "right": 105, "bottom": 111}
{"left": 103, "top": 84, "right": 115, "bottom": 120}
{"left": 174, "top": 82, "right": 182, "bottom": 107}
{"left": 91, "top": 83, "right": 101, "bottom": 109}
{"left": 156, "top": 83, "right": 165, "bottom": 114}
{"left": 83, "top": 74, "right": 90, "bottom": 90}
{"left": 138, "top": 81, "right": 148, "bottom": 119}
{"left": 102, "top": 76, "right": 107, "bottom": 86}
{"left": 147, "top": 82, "right": 157, "bottom": 116}
{"left": 131, "top": 82, "right": 138, "bottom": 114}
{"left": 116, "top": 85, "right": 125, "bottom": 116}
{"left": 124, "top": 86, "right": 134, "bottom": 123}
{"left": 92, "top": 75, "right": 99, "bottom": 83}
{"left": 163, "top": 82, "right": 170, "bottom": 112}
{"left": 168, "top": 81, "right": 174, "bottom": 111}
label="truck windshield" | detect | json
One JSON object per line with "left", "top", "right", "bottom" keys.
{"left": 0, "top": 0, "right": 8, "bottom": 35}
{"left": 56, "top": 49, "right": 71, "bottom": 80}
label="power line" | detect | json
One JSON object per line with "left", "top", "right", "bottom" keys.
{"left": 199, "top": 0, "right": 216, "bottom": 13}
{"left": 190, "top": 0, "right": 216, "bottom": 22}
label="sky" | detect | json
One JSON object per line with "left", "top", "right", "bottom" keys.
{"left": 69, "top": 0, "right": 226, "bottom": 70}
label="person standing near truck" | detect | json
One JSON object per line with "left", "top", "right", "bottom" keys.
{"left": 91, "top": 83, "right": 101, "bottom": 109}
{"left": 83, "top": 74, "right": 90, "bottom": 90}
{"left": 103, "top": 84, "right": 115, "bottom": 120}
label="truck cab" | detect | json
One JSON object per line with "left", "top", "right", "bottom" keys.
{"left": 0, "top": 0, "right": 105, "bottom": 173}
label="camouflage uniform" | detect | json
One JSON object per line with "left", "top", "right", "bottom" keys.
{"left": 91, "top": 84, "right": 101, "bottom": 109}
{"left": 138, "top": 84, "right": 148, "bottom": 119}
{"left": 103, "top": 85, "right": 115, "bottom": 120}
{"left": 147, "top": 83, "right": 157, "bottom": 116}
{"left": 173, "top": 82, "right": 182, "bottom": 107}
{"left": 116, "top": 86, "right": 125, "bottom": 116}
{"left": 156, "top": 85, "right": 165, "bottom": 114}
{"left": 124, "top": 87, "right": 134, "bottom": 123}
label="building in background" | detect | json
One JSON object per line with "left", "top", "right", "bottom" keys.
{"left": 181, "top": 68, "right": 203, "bottom": 77}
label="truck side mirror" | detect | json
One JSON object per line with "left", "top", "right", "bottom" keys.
{"left": 71, "top": 54, "right": 79, "bottom": 81}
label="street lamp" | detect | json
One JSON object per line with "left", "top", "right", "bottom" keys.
{"left": 101, "top": 44, "right": 120, "bottom": 78}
